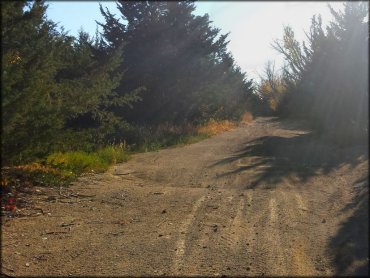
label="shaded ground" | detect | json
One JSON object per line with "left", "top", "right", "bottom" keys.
{"left": 1, "top": 117, "right": 368, "bottom": 277}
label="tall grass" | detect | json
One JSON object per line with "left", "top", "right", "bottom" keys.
{"left": 46, "top": 146, "right": 130, "bottom": 174}
{"left": 1, "top": 146, "right": 130, "bottom": 192}
{"left": 197, "top": 119, "right": 237, "bottom": 136}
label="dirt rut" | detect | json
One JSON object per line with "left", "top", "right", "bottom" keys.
{"left": 1, "top": 117, "right": 368, "bottom": 276}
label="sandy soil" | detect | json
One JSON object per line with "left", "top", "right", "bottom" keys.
{"left": 1, "top": 117, "right": 368, "bottom": 277}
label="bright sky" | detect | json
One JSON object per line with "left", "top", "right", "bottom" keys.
{"left": 46, "top": 1, "right": 347, "bottom": 81}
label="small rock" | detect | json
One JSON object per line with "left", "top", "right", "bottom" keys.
{"left": 61, "top": 223, "right": 74, "bottom": 227}
{"left": 47, "top": 196, "right": 56, "bottom": 201}
{"left": 158, "top": 234, "right": 163, "bottom": 237}
{"left": 161, "top": 209, "right": 167, "bottom": 214}
{"left": 246, "top": 267, "right": 250, "bottom": 271}
{"left": 42, "top": 237, "right": 48, "bottom": 240}
{"left": 322, "top": 219, "right": 326, "bottom": 223}
{"left": 25, "top": 263, "right": 30, "bottom": 267}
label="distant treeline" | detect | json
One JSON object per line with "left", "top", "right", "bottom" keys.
{"left": 2, "top": 1, "right": 260, "bottom": 165}
{"left": 257, "top": 2, "right": 368, "bottom": 144}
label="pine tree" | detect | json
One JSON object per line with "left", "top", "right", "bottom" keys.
{"left": 2, "top": 1, "right": 67, "bottom": 163}
{"left": 58, "top": 30, "right": 143, "bottom": 149}
{"left": 1, "top": 1, "right": 141, "bottom": 164}
{"left": 98, "top": 1, "right": 254, "bottom": 124}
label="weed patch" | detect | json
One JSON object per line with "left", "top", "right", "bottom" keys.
{"left": 197, "top": 119, "right": 237, "bottom": 136}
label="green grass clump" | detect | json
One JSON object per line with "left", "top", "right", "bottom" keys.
{"left": 1, "top": 146, "right": 130, "bottom": 193}
{"left": 46, "top": 146, "right": 130, "bottom": 174}
{"left": 96, "top": 146, "right": 130, "bottom": 164}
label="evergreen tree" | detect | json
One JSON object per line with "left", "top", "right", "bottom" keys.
{"left": 272, "top": 2, "right": 368, "bottom": 143}
{"left": 55, "top": 30, "right": 142, "bottom": 150}
{"left": 98, "top": 1, "right": 254, "bottom": 124}
{"left": 1, "top": 1, "right": 140, "bottom": 164}
{"left": 2, "top": 1, "right": 67, "bottom": 163}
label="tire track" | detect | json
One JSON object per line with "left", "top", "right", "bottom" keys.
{"left": 172, "top": 195, "right": 205, "bottom": 275}
{"left": 280, "top": 178, "right": 317, "bottom": 275}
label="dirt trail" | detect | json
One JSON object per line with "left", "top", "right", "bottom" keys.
{"left": 2, "top": 117, "right": 368, "bottom": 277}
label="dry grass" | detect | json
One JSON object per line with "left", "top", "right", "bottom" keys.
{"left": 11, "top": 163, "right": 62, "bottom": 175}
{"left": 197, "top": 119, "right": 237, "bottom": 136}
{"left": 241, "top": 112, "right": 254, "bottom": 124}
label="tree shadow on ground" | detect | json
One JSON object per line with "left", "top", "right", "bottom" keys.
{"left": 210, "top": 132, "right": 367, "bottom": 189}
{"left": 328, "top": 177, "right": 369, "bottom": 276}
